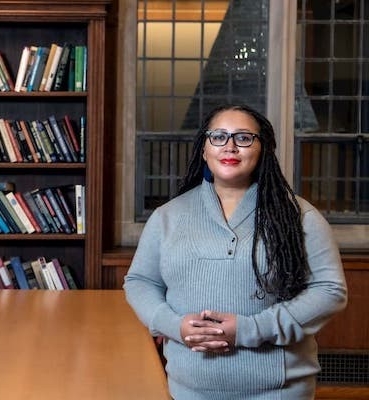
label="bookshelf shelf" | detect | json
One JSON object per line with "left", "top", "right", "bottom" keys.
{"left": 0, "top": 0, "right": 111, "bottom": 289}
{"left": 0, "top": 163, "right": 86, "bottom": 169}
{"left": 0, "top": 92, "right": 87, "bottom": 98}
{"left": 0, "top": 233, "right": 85, "bottom": 240}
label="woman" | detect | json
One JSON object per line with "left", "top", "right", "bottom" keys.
{"left": 124, "top": 104, "right": 347, "bottom": 399}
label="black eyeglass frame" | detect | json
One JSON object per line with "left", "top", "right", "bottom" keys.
{"left": 204, "top": 129, "right": 260, "bottom": 148}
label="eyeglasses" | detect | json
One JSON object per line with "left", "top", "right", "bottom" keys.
{"left": 205, "top": 129, "right": 260, "bottom": 147}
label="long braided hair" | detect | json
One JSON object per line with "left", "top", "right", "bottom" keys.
{"left": 178, "top": 104, "right": 309, "bottom": 301}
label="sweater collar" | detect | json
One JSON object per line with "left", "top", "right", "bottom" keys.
{"left": 200, "top": 180, "right": 258, "bottom": 229}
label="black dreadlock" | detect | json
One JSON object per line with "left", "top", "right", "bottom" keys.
{"left": 177, "top": 104, "right": 309, "bottom": 301}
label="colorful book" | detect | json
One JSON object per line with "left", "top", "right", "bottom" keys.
{"left": 61, "top": 264, "right": 78, "bottom": 289}
{"left": 44, "top": 187, "right": 72, "bottom": 233}
{"left": 38, "top": 256, "right": 56, "bottom": 289}
{"left": 30, "top": 258, "right": 47, "bottom": 289}
{"left": 5, "top": 191, "right": 35, "bottom": 233}
{"left": 0, "top": 52, "right": 14, "bottom": 91}
{"left": 3, "top": 119, "right": 23, "bottom": 162}
{"left": 0, "top": 211, "right": 11, "bottom": 233}
{"left": 50, "top": 258, "right": 69, "bottom": 289}
{"left": 27, "top": 46, "right": 49, "bottom": 91}
{"left": 0, "top": 257, "right": 14, "bottom": 288}
{"left": 75, "top": 184, "right": 85, "bottom": 234}
{"left": 46, "top": 260, "right": 64, "bottom": 290}
{"left": 14, "top": 46, "right": 31, "bottom": 92}
{"left": 44, "top": 44, "right": 63, "bottom": 91}
{"left": 9, "top": 256, "right": 29, "bottom": 289}
{"left": 56, "top": 187, "right": 77, "bottom": 231}
{"left": 0, "top": 118, "right": 17, "bottom": 162}
{"left": 0, "top": 198, "right": 19, "bottom": 233}
{"left": 68, "top": 46, "right": 76, "bottom": 91}
{"left": 0, "top": 190, "right": 27, "bottom": 233}
{"left": 22, "top": 260, "right": 40, "bottom": 289}
{"left": 14, "top": 191, "right": 42, "bottom": 233}
{"left": 18, "top": 120, "right": 40, "bottom": 163}
{"left": 48, "top": 115, "right": 72, "bottom": 162}
{"left": 23, "top": 191, "right": 51, "bottom": 233}
{"left": 53, "top": 43, "right": 71, "bottom": 91}
{"left": 20, "top": 46, "right": 38, "bottom": 92}
{"left": 39, "top": 43, "right": 58, "bottom": 91}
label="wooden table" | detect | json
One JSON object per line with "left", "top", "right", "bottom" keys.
{"left": 0, "top": 290, "right": 171, "bottom": 400}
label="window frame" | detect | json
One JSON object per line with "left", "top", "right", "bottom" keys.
{"left": 116, "top": 0, "right": 369, "bottom": 249}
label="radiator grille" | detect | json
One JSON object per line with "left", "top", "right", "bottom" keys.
{"left": 317, "top": 353, "right": 369, "bottom": 384}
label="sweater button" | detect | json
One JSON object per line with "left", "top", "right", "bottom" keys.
{"left": 228, "top": 250, "right": 233, "bottom": 255}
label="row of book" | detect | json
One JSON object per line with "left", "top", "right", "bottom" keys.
{"left": 0, "top": 114, "right": 85, "bottom": 163}
{"left": 0, "top": 43, "right": 87, "bottom": 92}
{"left": 0, "top": 183, "right": 85, "bottom": 235}
{"left": 0, "top": 255, "right": 78, "bottom": 290}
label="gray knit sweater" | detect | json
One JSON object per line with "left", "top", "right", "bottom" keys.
{"left": 124, "top": 181, "right": 347, "bottom": 400}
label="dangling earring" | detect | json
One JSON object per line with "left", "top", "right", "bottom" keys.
{"left": 203, "top": 163, "right": 213, "bottom": 182}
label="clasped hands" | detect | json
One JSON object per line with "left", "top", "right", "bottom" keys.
{"left": 180, "top": 310, "right": 236, "bottom": 353}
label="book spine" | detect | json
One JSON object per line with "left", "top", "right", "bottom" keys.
{"left": 31, "top": 190, "right": 57, "bottom": 233}
{"left": 14, "top": 46, "right": 31, "bottom": 92}
{"left": 23, "top": 191, "right": 51, "bottom": 233}
{"left": 0, "top": 257, "right": 14, "bottom": 288}
{"left": 30, "top": 120, "right": 52, "bottom": 162}
{"left": 44, "top": 45, "right": 63, "bottom": 91}
{"left": 68, "top": 46, "right": 76, "bottom": 91}
{"left": 26, "top": 46, "right": 44, "bottom": 91}
{"left": 18, "top": 120, "right": 40, "bottom": 162}
{"left": 5, "top": 191, "right": 35, "bottom": 233}
{"left": 20, "top": 46, "right": 38, "bottom": 92}
{"left": 0, "top": 198, "right": 19, "bottom": 233}
{"left": 0, "top": 190, "right": 27, "bottom": 233}
{"left": 31, "top": 47, "right": 50, "bottom": 91}
{"left": 13, "top": 120, "right": 33, "bottom": 162}
{"left": 0, "top": 53, "right": 14, "bottom": 91}
{"left": 45, "top": 188, "right": 71, "bottom": 233}
{"left": 48, "top": 115, "right": 72, "bottom": 162}
{"left": 27, "top": 121, "right": 47, "bottom": 162}
{"left": 14, "top": 192, "right": 42, "bottom": 233}
{"left": 42, "top": 119, "right": 64, "bottom": 161}
{"left": 53, "top": 43, "right": 71, "bottom": 91}
{"left": 39, "top": 43, "right": 58, "bottom": 91}
{"left": 35, "top": 120, "right": 57, "bottom": 162}
{"left": 3, "top": 119, "right": 23, "bottom": 162}
{"left": 60, "top": 119, "right": 78, "bottom": 162}
{"left": 75, "top": 184, "right": 85, "bottom": 234}
{"left": 30, "top": 260, "right": 46, "bottom": 289}
{"left": 38, "top": 256, "right": 56, "bottom": 289}
{"left": 0, "top": 118, "right": 17, "bottom": 162}
{"left": 56, "top": 187, "right": 77, "bottom": 231}
{"left": 0, "top": 132, "right": 10, "bottom": 161}
{"left": 51, "top": 258, "right": 69, "bottom": 289}
{"left": 61, "top": 265, "right": 78, "bottom": 289}
{"left": 63, "top": 115, "right": 80, "bottom": 155}
{"left": 9, "top": 256, "right": 30, "bottom": 289}
{"left": 22, "top": 261, "right": 40, "bottom": 289}
{"left": 0, "top": 211, "right": 11, "bottom": 233}
{"left": 79, "top": 116, "right": 86, "bottom": 162}
{"left": 45, "top": 261, "right": 64, "bottom": 290}
{"left": 40, "top": 192, "right": 62, "bottom": 232}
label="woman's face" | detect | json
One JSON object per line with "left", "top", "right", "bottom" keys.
{"left": 203, "top": 109, "right": 262, "bottom": 189}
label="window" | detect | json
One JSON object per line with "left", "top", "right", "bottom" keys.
{"left": 295, "top": 0, "right": 369, "bottom": 223}
{"left": 117, "top": 0, "right": 369, "bottom": 247}
{"left": 136, "top": 0, "right": 269, "bottom": 220}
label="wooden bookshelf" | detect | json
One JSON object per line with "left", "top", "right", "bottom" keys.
{"left": 0, "top": 0, "right": 112, "bottom": 288}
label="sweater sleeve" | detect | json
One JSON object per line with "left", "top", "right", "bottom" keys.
{"left": 123, "top": 210, "right": 183, "bottom": 343}
{"left": 235, "top": 205, "right": 348, "bottom": 348}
